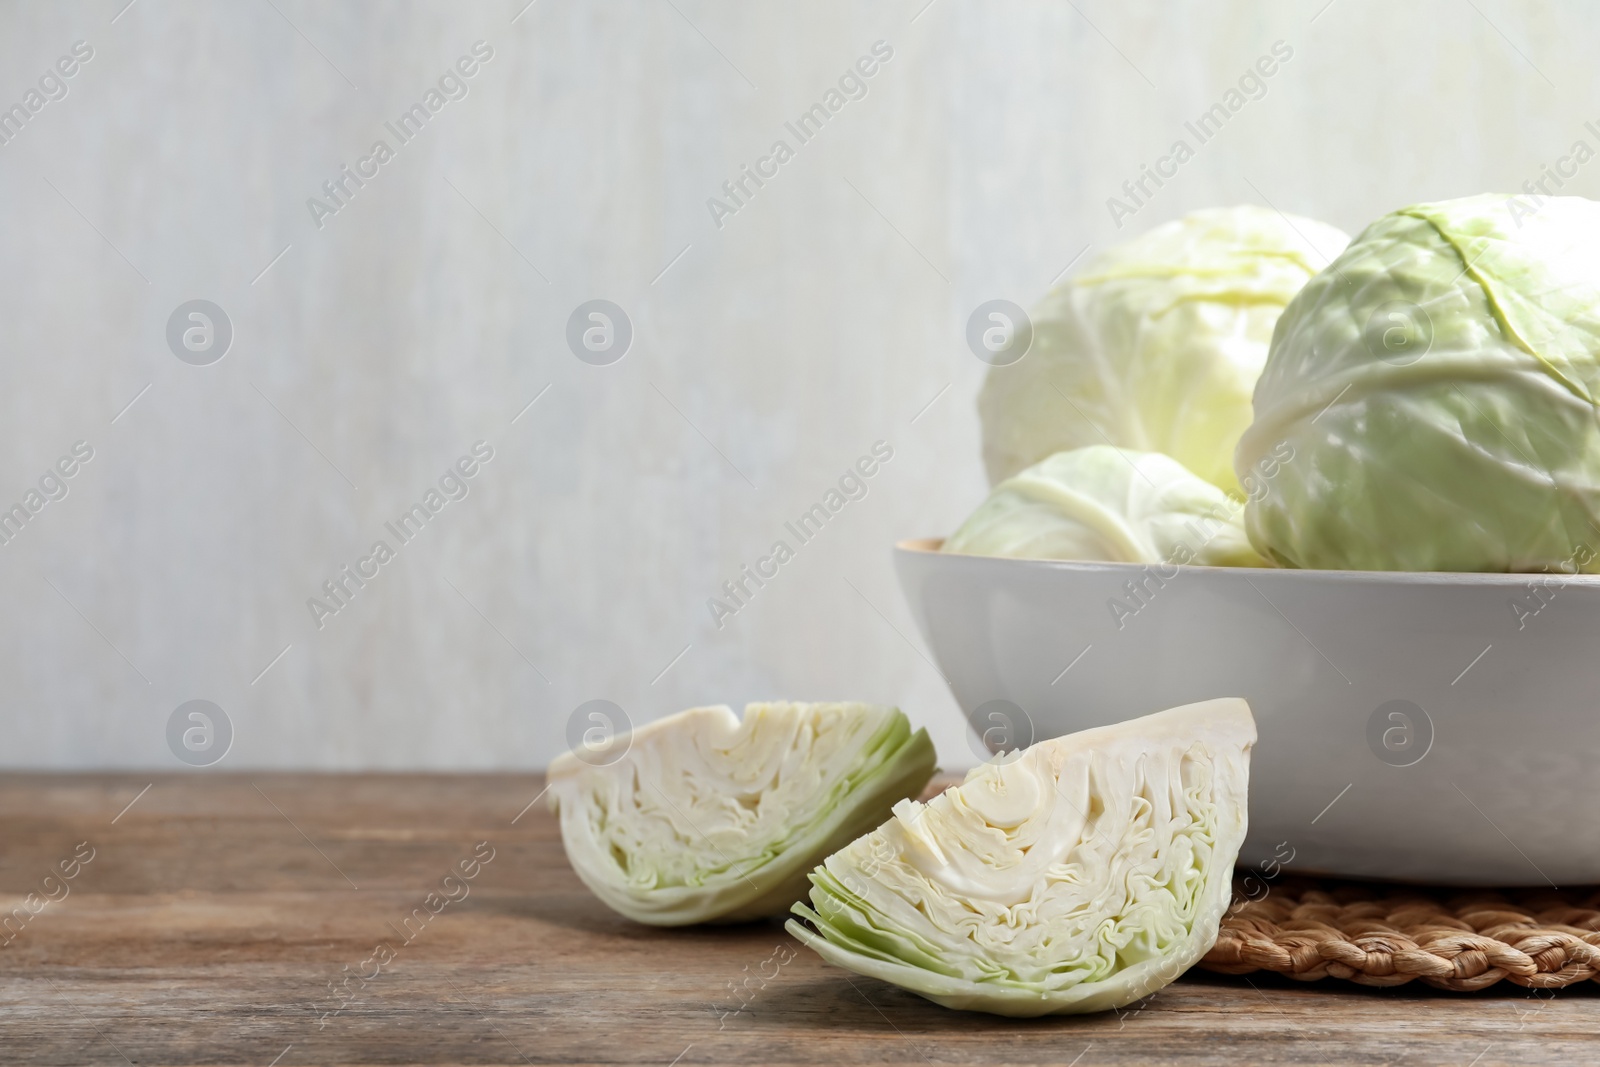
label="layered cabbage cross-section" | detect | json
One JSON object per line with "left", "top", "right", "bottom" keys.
{"left": 549, "top": 701, "right": 937, "bottom": 926}
{"left": 787, "top": 699, "right": 1255, "bottom": 1015}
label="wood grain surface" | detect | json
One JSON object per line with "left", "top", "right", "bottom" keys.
{"left": 1, "top": 773, "right": 1596, "bottom": 1066}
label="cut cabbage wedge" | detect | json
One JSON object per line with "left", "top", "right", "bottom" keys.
{"left": 549, "top": 702, "right": 937, "bottom": 926}
{"left": 786, "top": 698, "right": 1255, "bottom": 1016}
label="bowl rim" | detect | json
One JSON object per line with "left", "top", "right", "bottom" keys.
{"left": 895, "top": 537, "right": 1600, "bottom": 588}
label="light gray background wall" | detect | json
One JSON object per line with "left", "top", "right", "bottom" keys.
{"left": 0, "top": 0, "right": 1590, "bottom": 769}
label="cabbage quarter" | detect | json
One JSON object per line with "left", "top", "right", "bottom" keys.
{"left": 787, "top": 699, "right": 1255, "bottom": 1016}
{"left": 549, "top": 702, "right": 936, "bottom": 926}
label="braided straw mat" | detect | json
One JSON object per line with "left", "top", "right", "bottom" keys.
{"left": 1200, "top": 877, "right": 1600, "bottom": 990}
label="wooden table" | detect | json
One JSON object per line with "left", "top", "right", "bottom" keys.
{"left": 2, "top": 774, "right": 1596, "bottom": 1066}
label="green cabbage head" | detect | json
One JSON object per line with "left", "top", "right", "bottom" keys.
{"left": 549, "top": 702, "right": 936, "bottom": 926}
{"left": 942, "top": 445, "right": 1265, "bottom": 566}
{"left": 980, "top": 206, "right": 1348, "bottom": 494}
{"left": 787, "top": 698, "right": 1255, "bottom": 1016}
{"left": 1238, "top": 194, "right": 1600, "bottom": 572}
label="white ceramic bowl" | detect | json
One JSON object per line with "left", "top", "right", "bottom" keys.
{"left": 895, "top": 538, "right": 1600, "bottom": 886}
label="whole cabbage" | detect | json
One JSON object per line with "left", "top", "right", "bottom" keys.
{"left": 1238, "top": 194, "right": 1600, "bottom": 573}
{"left": 942, "top": 445, "right": 1264, "bottom": 567}
{"left": 979, "top": 206, "right": 1349, "bottom": 493}
{"left": 787, "top": 698, "right": 1256, "bottom": 1016}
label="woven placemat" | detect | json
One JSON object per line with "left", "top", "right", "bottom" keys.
{"left": 1201, "top": 877, "right": 1600, "bottom": 990}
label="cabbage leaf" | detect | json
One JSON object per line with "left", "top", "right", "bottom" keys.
{"left": 943, "top": 445, "right": 1264, "bottom": 566}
